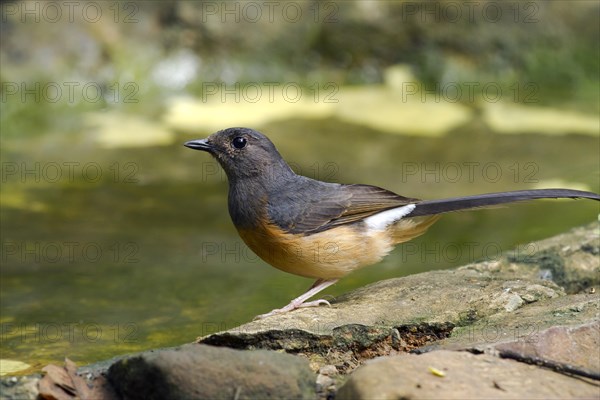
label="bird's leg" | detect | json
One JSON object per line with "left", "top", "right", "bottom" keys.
{"left": 295, "top": 278, "right": 339, "bottom": 308}
{"left": 254, "top": 278, "right": 339, "bottom": 320}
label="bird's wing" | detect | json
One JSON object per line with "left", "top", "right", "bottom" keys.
{"left": 268, "top": 185, "right": 600, "bottom": 235}
{"left": 268, "top": 183, "right": 419, "bottom": 234}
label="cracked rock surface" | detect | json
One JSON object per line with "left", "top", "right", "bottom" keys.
{"left": 197, "top": 222, "right": 599, "bottom": 397}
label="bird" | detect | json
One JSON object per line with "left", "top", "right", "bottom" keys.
{"left": 184, "top": 127, "right": 600, "bottom": 319}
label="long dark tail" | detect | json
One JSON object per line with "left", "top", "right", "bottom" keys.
{"left": 410, "top": 189, "right": 600, "bottom": 217}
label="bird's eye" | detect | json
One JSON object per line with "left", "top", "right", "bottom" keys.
{"left": 232, "top": 137, "right": 247, "bottom": 149}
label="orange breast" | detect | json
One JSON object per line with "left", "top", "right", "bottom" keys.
{"left": 237, "top": 222, "right": 393, "bottom": 279}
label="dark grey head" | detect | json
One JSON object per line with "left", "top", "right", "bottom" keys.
{"left": 184, "top": 127, "right": 293, "bottom": 182}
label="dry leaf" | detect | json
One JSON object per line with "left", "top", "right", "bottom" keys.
{"left": 38, "top": 359, "right": 116, "bottom": 400}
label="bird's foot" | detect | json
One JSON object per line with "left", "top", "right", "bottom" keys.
{"left": 253, "top": 298, "right": 331, "bottom": 320}
{"left": 254, "top": 278, "right": 339, "bottom": 320}
{"left": 298, "top": 299, "right": 331, "bottom": 308}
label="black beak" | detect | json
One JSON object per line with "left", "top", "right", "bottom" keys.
{"left": 184, "top": 139, "right": 213, "bottom": 152}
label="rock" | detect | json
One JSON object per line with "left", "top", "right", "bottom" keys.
{"left": 332, "top": 82, "right": 473, "bottom": 136}
{"left": 163, "top": 69, "right": 474, "bottom": 137}
{"left": 336, "top": 350, "right": 598, "bottom": 400}
{"left": 483, "top": 102, "right": 599, "bottom": 136}
{"left": 163, "top": 92, "right": 335, "bottom": 134}
{"left": 439, "top": 293, "right": 599, "bottom": 351}
{"left": 199, "top": 223, "right": 599, "bottom": 374}
{"left": 0, "top": 375, "right": 40, "bottom": 400}
{"left": 493, "top": 321, "right": 600, "bottom": 377}
{"left": 106, "top": 343, "right": 315, "bottom": 400}
{"left": 4, "top": 223, "right": 599, "bottom": 399}
{"left": 501, "top": 222, "right": 600, "bottom": 294}
{"left": 0, "top": 360, "right": 32, "bottom": 376}
{"left": 316, "top": 365, "right": 339, "bottom": 399}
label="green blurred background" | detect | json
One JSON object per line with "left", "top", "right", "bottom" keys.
{"left": 1, "top": 0, "right": 599, "bottom": 375}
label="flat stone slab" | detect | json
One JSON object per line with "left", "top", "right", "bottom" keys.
{"left": 336, "top": 350, "right": 599, "bottom": 400}
{"left": 199, "top": 223, "right": 599, "bottom": 375}
{"left": 493, "top": 321, "right": 600, "bottom": 379}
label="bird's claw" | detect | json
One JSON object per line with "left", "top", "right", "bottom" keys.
{"left": 253, "top": 298, "right": 331, "bottom": 320}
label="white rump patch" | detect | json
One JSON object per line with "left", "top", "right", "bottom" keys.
{"left": 364, "top": 204, "right": 416, "bottom": 231}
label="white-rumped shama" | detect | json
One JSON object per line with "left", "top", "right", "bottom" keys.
{"left": 185, "top": 127, "right": 600, "bottom": 319}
